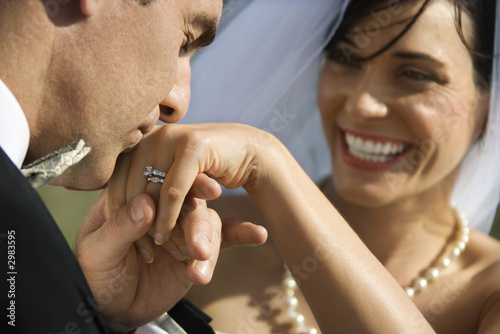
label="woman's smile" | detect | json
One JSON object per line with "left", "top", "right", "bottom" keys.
{"left": 339, "top": 127, "right": 412, "bottom": 171}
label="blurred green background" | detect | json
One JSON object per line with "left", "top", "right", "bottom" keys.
{"left": 38, "top": 184, "right": 500, "bottom": 249}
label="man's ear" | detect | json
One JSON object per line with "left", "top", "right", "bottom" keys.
{"left": 80, "top": 0, "right": 102, "bottom": 17}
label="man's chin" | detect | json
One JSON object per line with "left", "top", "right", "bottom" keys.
{"left": 50, "top": 170, "right": 110, "bottom": 191}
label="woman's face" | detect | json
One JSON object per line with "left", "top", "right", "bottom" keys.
{"left": 317, "top": 0, "right": 489, "bottom": 208}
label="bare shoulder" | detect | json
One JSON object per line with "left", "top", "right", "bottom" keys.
{"left": 465, "top": 230, "right": 500, "bottom": 283}
{"left": 466, "top": 230, "right": 500, "bottom": 268}
{"left": 466, "top": 230, "right": 500, "bottom": 332}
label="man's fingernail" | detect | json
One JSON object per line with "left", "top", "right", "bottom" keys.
{"left": 195, "top": 234, "right": 210, "bottom": 254}
{"left": 194, "top": 260, "right": 211, "bottom": 278}
{"left": 169, "top": 250, "right": 186, "bottom": 262}
{"left": 139, "top": 249, "right": 154, "bottom": 264}
{"left": 154, "top": 233, "right": 165, "bottom": 245}
{"left": 130, "top": 196, "right": 145, "bottom": 223}
{"left": 179, "top": 246, "right": 189, "bottom": 258}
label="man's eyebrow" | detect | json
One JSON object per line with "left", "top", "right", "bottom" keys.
{"left": 392, "top": 51, "right": 445, "bottom": 67}
{"left": 191, "top": 14, "right": 218, "bottom": 48}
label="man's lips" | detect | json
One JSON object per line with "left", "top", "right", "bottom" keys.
{"left": 123, "top": 110, "right": 160, "bottom": 153}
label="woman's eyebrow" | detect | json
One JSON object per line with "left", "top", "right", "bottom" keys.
{"left": 392, "top": 51, "right": 445, "bottom": 67}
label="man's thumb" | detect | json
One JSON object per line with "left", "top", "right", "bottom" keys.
{"left": 97, "top": 194, "right": 156, "bottom": 263}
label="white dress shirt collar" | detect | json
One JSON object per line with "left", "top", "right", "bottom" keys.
{"left": 0, "top": 78, "right": 30, "bottom": 169}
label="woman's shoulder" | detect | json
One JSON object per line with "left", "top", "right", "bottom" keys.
{"left": 432, "top": 231, "right": 500, "bottom": 332}
{"left": 465, "top": 231, "right": 500, "bottom": 320}
{"left": 466, "top": 230, "right": 500, "bottom": 266}
{"left": 464, "top": 230, "right": 500, "bottom": 280}
{"left": 466, "top": 230, "right": 500, "bottom": 332}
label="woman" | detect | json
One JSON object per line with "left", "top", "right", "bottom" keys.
{"left": 183, "top": 0, "right": 500, "bottom": 333}
{"left": 112, "top": 0, "right": 500, "bottom": 332}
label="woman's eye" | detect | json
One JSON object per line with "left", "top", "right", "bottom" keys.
{"left": 332, "top": 54, "right": 348, "bottom": 63}
{"left": 328, "top": 52, "right": 361, "bottom": 69}
{"left": 401, "top": 69, "right": 436, "bottom": 82}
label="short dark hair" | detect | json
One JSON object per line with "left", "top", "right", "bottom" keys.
{"left": 326, "top": 0, "right": 496, "bottom": 88}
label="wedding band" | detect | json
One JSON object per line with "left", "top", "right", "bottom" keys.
{"left": 144, "top": 166, "right": 165, "bottom": 184}
{"left": 147, "top": 177, "right": 164, "bottom": 184}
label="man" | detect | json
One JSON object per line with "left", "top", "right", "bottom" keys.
{"left": 0, "top": 0, "right": 265, "bottom": 332}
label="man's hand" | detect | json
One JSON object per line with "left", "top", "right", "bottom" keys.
{"left": 75, "top": 188, "right": 223, "bottom": 332}
{"left": 75, "top": 148, "right": 267, "bottom": 332}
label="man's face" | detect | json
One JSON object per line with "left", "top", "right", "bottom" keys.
{"left": 46, "top": 0, "right": 222, "bottom": 189}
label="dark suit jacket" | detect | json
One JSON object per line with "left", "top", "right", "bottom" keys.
{"left": 0, "top": 147, "right": 113, "bottom": 333}
{"left": 0, "top": 147, "right": 214, "bottom": 334}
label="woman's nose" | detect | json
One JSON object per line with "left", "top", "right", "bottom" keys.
{"left": 159, "top": 58, "right": 192, "bottom": 124}
{"left": 345, "top": 76, "right": 389, "bottom": 122}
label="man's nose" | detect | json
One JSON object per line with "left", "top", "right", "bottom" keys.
{"left": 159, "top": 58, "right": 191, "bottom": 124}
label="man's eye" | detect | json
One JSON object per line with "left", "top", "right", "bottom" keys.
{"left": 180, "top": 35, "right": 192, "bottom": 56}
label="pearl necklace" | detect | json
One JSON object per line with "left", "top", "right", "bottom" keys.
{"left": 282, "top": 206, "right": 469, "bottom": 333}
{"left": 282, "top": 268, "right": 318, "bottom": 334}
{"left": 404, "top": 206, "right": 470, "bottom": 298}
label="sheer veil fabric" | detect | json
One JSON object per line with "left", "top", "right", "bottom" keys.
{"left": 180, "top": 0, "right": 500, "bottom": 234}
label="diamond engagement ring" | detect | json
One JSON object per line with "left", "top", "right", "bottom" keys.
{"left": 144, "top": 166, "right": 165, "bottom": 184}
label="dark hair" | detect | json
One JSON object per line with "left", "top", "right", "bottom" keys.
{"left": 326, "top": 0, "right": 496, "bottom": 89}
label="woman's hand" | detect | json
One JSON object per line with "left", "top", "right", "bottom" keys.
{"left": 122, "top": 123, "right": 276, "bottom": 245}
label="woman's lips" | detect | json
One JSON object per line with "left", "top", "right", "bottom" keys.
{"left": 338, "top": 127, "right": 413, "bottom": 171}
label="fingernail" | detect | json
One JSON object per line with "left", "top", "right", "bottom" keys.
{"left": 154, "top": 233, "right": 165, "bottom": 245}
{"left": 194, "top": 260, "right": 211, "bottom": 278}
{"left": 139, "top": 249, "right": 154, "bottom": 264}
{"left": 195, "top": 234, "right": 210, "bottom": 254}
{"left": 130, "top": 196, "right": 145, "bottom": 223}
{"left": 179, "top": 246, "right": 189, "bottom": 258}
{"left": 169, "top": 250, "right": 186, "bottom": 262}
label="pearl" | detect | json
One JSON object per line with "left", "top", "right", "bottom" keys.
{"left": 441, "top": 257, "right": 451, "bottom": 268}
{"left": 405, "top": 287, "right": 415, "bottom": 298}
{"left": 287, "top": 297, "right": 298, "bottom": 307}
{"left": 425, "top": 267, "right": 439, "bottom": 281}
{"left": 294, "top": 314, "right": 305, "bottom": 325}
{"left": 415, "top": 278, "right": 428, "bottom": 290}
{"left": 285, "top": 279, "right": 297, "bottom": 289}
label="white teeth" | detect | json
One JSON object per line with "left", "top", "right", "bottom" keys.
{"left": 382, "top": 142, "right": 392, "bottom": 155}
{"left": 364, "top": 140, "right": 374, "bottom": 152}
{"left": 354, "top": 137, "right": 363, "bottom": 150}
{"left": 344, "top": 131, "right": 407, "bottom": 163}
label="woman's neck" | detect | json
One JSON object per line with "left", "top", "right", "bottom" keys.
{"left": 321, "top": 178, "right": 458, "bottom": 285}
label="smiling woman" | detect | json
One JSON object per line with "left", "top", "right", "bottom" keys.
{"left": 179, "top": 0, "right": 500, "bottom": 333}
{"left": 319, "top": 0, "right": 490, "bottom": 210}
